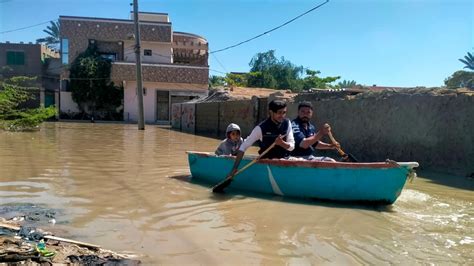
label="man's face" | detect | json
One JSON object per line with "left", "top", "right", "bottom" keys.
{"left": 270, "top": 107, "right": 287, "bottom": 124}
{"left": 298, "top": 106, "right": 313, "bottom": 123}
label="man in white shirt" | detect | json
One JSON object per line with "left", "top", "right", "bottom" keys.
{"left": 225, "top": 99, "right": 295, "bottom": 180}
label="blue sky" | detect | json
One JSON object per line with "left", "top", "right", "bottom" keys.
{"left": 1, "top": 0, "right": 472, "bottom": 87}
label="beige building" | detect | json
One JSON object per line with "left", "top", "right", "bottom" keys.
{"left": 0, "top": 42, "right": 60, "bottom": 110}
{"left": 59, "top": 11, "right": 209, "bottom": 123}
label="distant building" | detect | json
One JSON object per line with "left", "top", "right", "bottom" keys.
{"left": 0, "top": 42, "right": 60, "bottom": 110}
{"left": 59, "top": 11, "right": 209, "bottom": 123}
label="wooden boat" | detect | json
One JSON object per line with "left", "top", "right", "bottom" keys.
{"left": 187, "top": 151, "right": 419, "bottom": 204}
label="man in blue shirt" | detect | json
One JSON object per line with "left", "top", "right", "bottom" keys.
{"left": 291, "top": 101, "right": 338, "bottom": 161}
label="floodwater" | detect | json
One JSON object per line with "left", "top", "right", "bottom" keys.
{"left": 0, "top": 122, "right": 472, "bottom": 265}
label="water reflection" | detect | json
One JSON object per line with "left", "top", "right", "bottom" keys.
{"left": 0, "top": 122, "right": 472, "bottom": 264}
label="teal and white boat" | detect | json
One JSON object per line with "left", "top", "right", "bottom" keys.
{"left": 187, "top": 151, "right": 419, "bottom": 204}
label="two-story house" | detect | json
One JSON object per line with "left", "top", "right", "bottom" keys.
{"left": 59, "top": 11, "right": 209, "bottom": 123}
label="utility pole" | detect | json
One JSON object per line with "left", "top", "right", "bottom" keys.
{"left": 133, "top": 0, "right": 145, "bottom": 130}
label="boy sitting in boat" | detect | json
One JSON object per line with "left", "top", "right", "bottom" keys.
{"left": 291, "top": 101, "right": 339, "bottom": 161}
{"left": 215, "top": 123, "right": 244, "bottom": 156}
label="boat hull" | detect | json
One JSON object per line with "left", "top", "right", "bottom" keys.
{"left": 187, "top": 152, "right": 418, "bottom": 204}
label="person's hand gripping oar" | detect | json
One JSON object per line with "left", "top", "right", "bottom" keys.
{"left": 212, "top": 134, "right": 286, "bottom": 193}
{"left": 324, "top": 124, "right": 359, "bottom": 162}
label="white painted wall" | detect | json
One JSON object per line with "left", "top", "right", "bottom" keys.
{"left": 124, "top": 81, "right": 207, "bottom": 123}
{"left": 130, "top": 12, "right": 169, "bottom": 23}
{"left": 123, "top": 41, "right": 172, "bottom": 64}
{"left": 60, "top": 92, "right": 80, "bottom": 113}
{"left": 124, "top": 81, "right": 156, "bottom": 123}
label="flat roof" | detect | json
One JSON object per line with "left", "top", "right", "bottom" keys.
{"left": 130, "top": 11, "right": 169, "bottom": 15}
{"left": 59, "top": 15, "right": 171, "bottom": 26}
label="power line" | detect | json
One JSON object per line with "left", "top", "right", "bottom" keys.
{"left": 211, "top": 53, "right": 228, "bottom": 73}
{"left": 0, "top": 20, "right": 54, "bottom": 34}
{"left": 209, "top": 69, "right": 227, "bottom": 75}
{"left": 210, "top": 0, "right": 329, "bottom": 54}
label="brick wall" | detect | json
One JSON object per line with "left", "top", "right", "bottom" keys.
{"left": 173, "top": 93, "right": 474, "bottom": 176}
{"left": 196, "top": 102, "right": 219, "bottom": 136}
{"left": 96, "top": 41, "right": 124, "bottom": 60}
{"left": 111, "top": 63, "right": 208, "bottom": 84}
{"left": 0, "top": 43, "right": 42, "bottom": 76}
{"left": 218, "top": 100, "right": 257, "bottom": 138}
{"left": 60, "top": 17, "right": 171, "bottom": 63}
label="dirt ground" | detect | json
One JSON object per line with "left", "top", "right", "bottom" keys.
{"left": 227, "top": 86, "right": 297, "bottom": 99}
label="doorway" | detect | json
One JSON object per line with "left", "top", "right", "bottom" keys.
{"left": 156, "top": 90, "right": 170, "bottom": 121}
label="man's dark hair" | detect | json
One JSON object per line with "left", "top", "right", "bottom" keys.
{"left": 298, "top": 101, "right": 313, "bottom": 110}
{"left": 268, "top": 99, "right": 287, "bottom": 112}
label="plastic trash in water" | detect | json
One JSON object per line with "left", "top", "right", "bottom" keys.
{"left": 36, "top": 239, "right": 55, "bottom": 257}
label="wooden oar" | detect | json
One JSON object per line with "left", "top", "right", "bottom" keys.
{"left": 327, "top": 130, "right": 358, "bottom": 162}
{"left": 212, "top": 142, "right": 276, "bottom": 193}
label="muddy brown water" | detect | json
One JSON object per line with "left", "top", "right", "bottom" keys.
{"left": 0, "top": 122, "right": 472, "bottom": 264}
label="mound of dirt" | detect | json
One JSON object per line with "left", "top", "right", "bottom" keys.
{"left": 199, "top": 86, "right": 296, "bottom": 102}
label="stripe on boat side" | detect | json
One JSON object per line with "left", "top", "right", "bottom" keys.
{"left": 267, "top": 165, "right": 284, "bottom": 196}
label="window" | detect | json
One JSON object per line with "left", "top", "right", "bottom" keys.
{"left": 6, "top": 51, "right": 25, "bottom": 65}
{"left": 99, "top": 53, "right": 117, "bottom": 61}
{"left": 144, "top": 49, "right": 152, "bottom": 56}
{"left": 61, "top": 38, "right": 69, "bottom": 64}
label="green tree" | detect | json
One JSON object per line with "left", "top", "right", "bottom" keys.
{"left": 459, "top": 51, "right": 474, "bottom": 71}
{"left": 0, "top": 76, "right": 56, "bottom": 131}
{"left": 247, "top": 50, "right": 303, "bottom": 90}
{"left": 69, "top": 44, "right": 123, "bottom": 118}
{"left": 225, "top": 72, "right": 248, "bottom": 87}
{"left": 245, "top": 50, "right": 340, "bottom": 91}
{"left": 209, "top": 75, "right": 226, "bottom": 88}
{"left": 302, "top": 69, "right": 340, "bottom": 90}
{"left": 247, "top": 71, "right": 277, "bottom": 88}
{"left": 444, "top": 70, "right": 474, "bottom": 89}
{"left": 337, "top": 80, "right": 358, "bottom": 88}
{"left": 36, "top": 21, "right": 60, "bottom": 50}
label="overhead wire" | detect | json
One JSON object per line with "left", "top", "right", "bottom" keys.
{"left": 210, "top": 0, "right": 329, "bottom": 54}
{"left": 0, "top": 20, "right": 55, "bottom": 34}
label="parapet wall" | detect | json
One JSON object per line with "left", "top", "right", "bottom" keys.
{"left": 172, "top": 90, "right": 474, "bottom": 176}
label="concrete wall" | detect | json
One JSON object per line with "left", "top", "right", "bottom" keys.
{"left": 172, "top": 92, "right": 474, "bottom": 176}
{"left": 296, "top": 92, "right": 474, "bottom": 175}
{"left": 60, "top": 92, "right": 80, "bottom": 113}
{"left": 195, "top": 102, "right": 219, "bottom": 136}
{"left": 177, "top": 100, "right": 259, "bottom": 139}
{"left": 124, "top": 81, "right": 206, "bottom": 123}
{"left": 218, "top": 100, "right": 257, "bottom": 138}
{"left": 181, "top": 103, "right": 195, "bottom": 134}
{"left": 123, "top": 40, "right": 172, "bottom": 64}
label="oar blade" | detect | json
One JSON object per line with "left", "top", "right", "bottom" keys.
{"left": 212, "top": 178, "right": 233, "bottom": 193}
